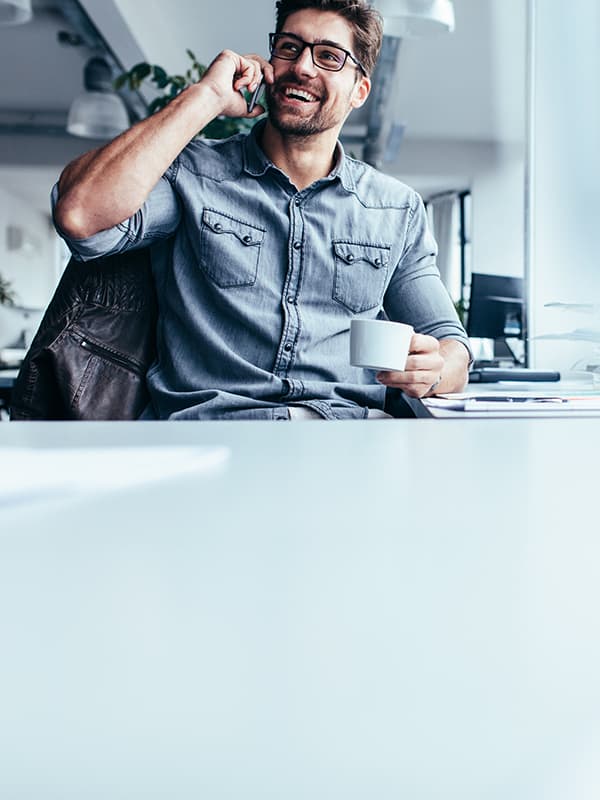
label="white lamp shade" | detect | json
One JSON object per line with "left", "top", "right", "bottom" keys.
{"left": 67, "top": 91, "right": 130, "bottom": 139}
{"left": 374, "top": 0, "right": 455, "bottom": 38}
{"left": 0, "top": 0, "right": 32, "bottom": 25}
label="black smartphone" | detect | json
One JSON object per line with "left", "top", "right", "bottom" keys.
{"left": 246, "top": 79, "right": 264, "bottom": 113}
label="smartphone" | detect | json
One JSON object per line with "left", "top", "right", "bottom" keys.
{"left": 246, "top": 78, "right": 264, "bottom": 113}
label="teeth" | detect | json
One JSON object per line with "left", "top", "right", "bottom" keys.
{"left": 284, "top": 88, "right": 318, "bottom": 102}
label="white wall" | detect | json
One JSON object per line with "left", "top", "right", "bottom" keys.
{"left": 466, "top": 0, "right": 526, "bottom": 281}
{"left": 527, "top": 0, "right": 600, "bottom": 372}
{"left": 0, "top": 181, "right": 61, "bottom": 309}
{"left": 470, "top": 144, "right": 524, "bottom": 278}
{"left": 110, "top": 0, "right": 271, "bottom": 74}
{"left": 387, "top": 0, "right": 527, "bottom": 285}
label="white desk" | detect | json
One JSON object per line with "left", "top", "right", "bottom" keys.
{"left": 1, "top": 419, "right": 599, "bottom": 799}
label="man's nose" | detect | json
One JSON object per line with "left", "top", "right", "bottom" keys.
{"left": 291, "top": 45, "right": 318, "bottom": 76}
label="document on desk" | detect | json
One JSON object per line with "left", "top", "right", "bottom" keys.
{"left": 0, "top": 445, "right": 230, "bottom": 509}
{"left": 424, "top": 391, "right": 600, "bottom": 416}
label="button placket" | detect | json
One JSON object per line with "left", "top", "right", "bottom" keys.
{"left": 274, "top": 196, "right": 305, "bottom": 376}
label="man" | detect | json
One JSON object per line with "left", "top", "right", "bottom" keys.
{"left": 53, "top": 0, "right": 471, "bottom": 421}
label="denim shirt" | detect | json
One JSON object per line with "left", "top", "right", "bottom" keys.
{"left": 53, "top": 120, "right": 469, "bottom": 420}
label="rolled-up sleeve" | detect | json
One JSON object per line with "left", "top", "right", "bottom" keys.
{"left": 51, "top": 171, "right": 181, "bottom": 262}
{"left": 384, "top": 192, "right": 472, "bottom": 356}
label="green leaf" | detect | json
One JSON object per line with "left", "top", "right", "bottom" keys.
{"left": 113, "top": 73, "right": 128, "bottom": 90}
{"left": 113, "top": 48, "right": 261, "bottom": 140}
{"left": 131, "top": 62, "right": 152, "bottom": 81}
{"left": 152, "top": 65, "right": 169, "bottom": 88}
{"left": 0, "top": 273, "right": 16, "bottom": 306}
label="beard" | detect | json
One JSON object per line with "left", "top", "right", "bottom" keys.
{"left": 265, "top": 78, "right": 349, "bottom": 138}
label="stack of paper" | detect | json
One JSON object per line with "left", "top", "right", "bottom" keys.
{"left": 424, "top": 391, "right": 600, "bottom": 417}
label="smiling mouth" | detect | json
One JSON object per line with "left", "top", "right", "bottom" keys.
{"left": 282, "top": 86, "right": 320, "bottom": 103}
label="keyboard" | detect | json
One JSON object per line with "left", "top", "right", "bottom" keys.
{"left": 469, "top": 367, "right": 561, "bottom": 383}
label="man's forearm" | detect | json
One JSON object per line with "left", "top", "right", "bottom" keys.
{"left": 54, "top": 82, "right": 224, "bottom": 240}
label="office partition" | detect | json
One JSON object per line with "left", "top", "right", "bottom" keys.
{"left": 526, "top": 0, "right": 600, "bottom": 373}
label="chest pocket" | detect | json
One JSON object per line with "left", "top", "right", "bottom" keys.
{"left": 200, "top": 209, "right": 265, "bottom": 288}
{"left": 332, "top": 241, "right": 391, "bottom": 314}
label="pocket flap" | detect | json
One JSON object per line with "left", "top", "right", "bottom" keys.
{"left": 202, "top": 209, "right": 265, "bottom": 247}
{"left": 333, "top": 241, "right": 390, "bottom": 268}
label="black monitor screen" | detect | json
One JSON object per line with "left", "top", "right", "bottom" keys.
{"left": 466, "top": 273, "right": 524, "bottom": 340}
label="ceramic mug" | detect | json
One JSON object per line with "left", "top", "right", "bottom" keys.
{"left": 349, "top": 319, "right": 414, "bottom": 371}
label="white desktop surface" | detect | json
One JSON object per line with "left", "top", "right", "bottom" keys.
{"left": 1, "top": 419, "right": 599, "bottom": 799}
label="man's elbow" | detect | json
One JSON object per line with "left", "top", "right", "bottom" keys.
{"left": 54, "top": 198, "right": 99, "bottom": 240}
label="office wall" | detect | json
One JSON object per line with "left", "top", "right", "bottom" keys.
{"left": 110, "top": 0, "right": 270, "bottom": 73}
{"left": 0, "top": 183, "right": 61, "bottom": 308}
{"left": 471, "top": 144, "right": 524, "bottom": 278}
{"left": 528, "top": 0, "right": 600, "bottom": 371}
{"left": 465, "top": 0, "right": 526, "bottom": 282}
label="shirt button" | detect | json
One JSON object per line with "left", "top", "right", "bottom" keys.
{"left": 295, "top": 198, "right": 302, "bottom": 206}
{"left": 293, "top": 241, "right": 302, "bottom": 250}
{"left": 375, "top": 257, "right": 381, "bottom": 265}
{"left": 214, "top": 223, "right": 223, "bottom": 232}
{"left": 284, "top": 343, "right": 293, "bottom": 352}
{"left": 243, "top": 235, "right": 253, "bottom": 244}
{"left": 346, "top": 254, "right": 354, "bottom": 262}
{"left": 287, "top": 295, "right": 295, "bottom": 304}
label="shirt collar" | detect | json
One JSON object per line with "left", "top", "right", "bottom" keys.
{"left": 242, "top": 119, "right": 357, "bottom": 193}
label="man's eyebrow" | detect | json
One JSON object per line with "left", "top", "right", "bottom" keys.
{"left": 315, "top": 38, "right": 349, "bottom": 49}
{"left": 279, "top": 31, "right": 349, "bottom": 50}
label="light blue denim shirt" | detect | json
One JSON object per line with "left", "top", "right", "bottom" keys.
{"left": 53, "top": 120, "right": 470, "bottom": 420}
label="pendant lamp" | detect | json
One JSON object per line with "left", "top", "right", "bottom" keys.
{"left": 0, "top": 0, "right": 32, "bottom": 25}
{"left": 373, "top": 0, "right": 455, "bottom": 38}
{"left": 67, "top": 57, "right": 130, "bottom": 140}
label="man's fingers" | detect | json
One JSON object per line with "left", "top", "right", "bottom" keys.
{"left": 376, "top": 368, "right": 440, "bottom": 398}
{"left": 376, "top": 369, "right": 436, "bottom": 385}
{"left": 235, "top": 54, "right": 271, "bottom": 92}
{"left": 405, "top": 353, "right": 444, "bottom": 372}
{"left": 409, "top": 332, "right": 444, "bottom": 356}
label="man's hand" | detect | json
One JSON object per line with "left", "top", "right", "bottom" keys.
{"left": 375, "top": 335, "right": 469, "bottom": 398}
{"left": 202, "top": 50, "right": 273, "bottom": 119}
{"left": 54, "top": 47, "right": 275, "bottom": 241}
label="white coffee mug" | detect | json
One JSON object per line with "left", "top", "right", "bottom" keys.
{"left": 349, "top": 319, "right": 414, "bottom": 371}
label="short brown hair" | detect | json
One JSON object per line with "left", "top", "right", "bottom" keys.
{"left": 274, "top": 0, "right": 384, "bottom": 76}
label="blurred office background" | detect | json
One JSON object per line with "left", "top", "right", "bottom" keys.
{"left": 0, "top": 0, "right": 598, "bottom": 373}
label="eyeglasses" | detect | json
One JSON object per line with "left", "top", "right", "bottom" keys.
{"left": 269, "top": 32, "right": 367, "bottom": 76}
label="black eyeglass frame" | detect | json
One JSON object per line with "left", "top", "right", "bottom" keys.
{"left": 269, "top": 32, "right": 367, "bottom": 76}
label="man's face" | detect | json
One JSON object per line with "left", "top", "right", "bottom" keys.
{"left": 266, "top": 9, "right": 370, "bottom": 138}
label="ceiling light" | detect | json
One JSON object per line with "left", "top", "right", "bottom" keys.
{"left": 373, "top": 0, "right": 455, "bottom": 38}
{"left": 67, "top": 57, "right": 130, "bottom": 140}
{"left": 0, "top": 0, "right": 32, "bottom": 25}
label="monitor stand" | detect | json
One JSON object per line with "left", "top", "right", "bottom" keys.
{"left": 472, "top": 337, "right": 523, "bottom": 370}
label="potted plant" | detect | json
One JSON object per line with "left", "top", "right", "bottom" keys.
{"left": 0, "top": 273, "right": 15, "bottom": 306}
{"left": 115, "top": 49, "right": 259, "bottom": 139}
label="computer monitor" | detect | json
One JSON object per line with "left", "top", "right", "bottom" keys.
{"left": 466, "top": 273, "right": 524, "bottom": 364}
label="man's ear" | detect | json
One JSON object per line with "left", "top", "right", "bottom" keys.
{"left": 351, "top": 75, "right": 371, "bottom": 109}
